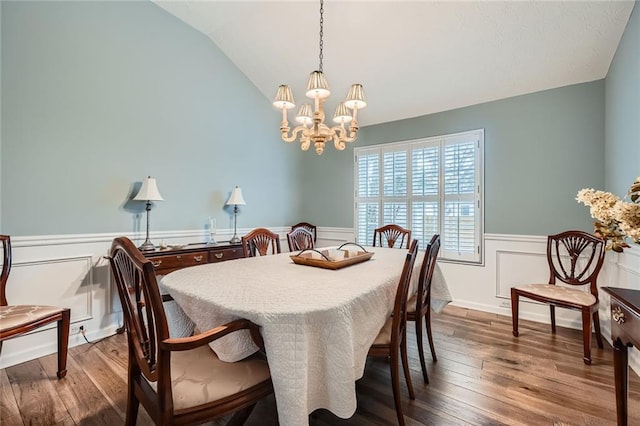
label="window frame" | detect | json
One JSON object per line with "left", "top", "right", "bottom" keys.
{"left": 354, "top": 129, "right": 484, "bottom": 264}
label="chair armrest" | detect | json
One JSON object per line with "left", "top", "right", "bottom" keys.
{"left": 160, "top": 318, "right": 263, "bottom": 352}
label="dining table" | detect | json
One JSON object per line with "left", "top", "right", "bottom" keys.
{"left": 160, "top": 245, "right": 452, "bottom": 426}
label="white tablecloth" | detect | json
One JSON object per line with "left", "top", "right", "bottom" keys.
{"left": 160, "top": 246, "right": 451, "bottom": 426}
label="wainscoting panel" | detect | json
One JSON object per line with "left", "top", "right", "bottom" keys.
{"left": 2, "top": 229, "right": 638, "bottom": 377}
{"left": 495, "top": 249, "right": 548, "bottom": 299}
{"left": 10, "top": 255, "right": 94, "bottom": 327}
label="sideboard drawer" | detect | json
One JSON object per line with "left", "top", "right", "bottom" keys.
{"left": 210, "top": 247, "right": 243, "bottom": 263}
{"left": 611, "top": 301, "right": 640, "bottom": 348}
{"left": 149, "top": 251, "right": 209, "bottom": 271}
{"left": 143, "top": 243, "right": 244, "bottom": 276}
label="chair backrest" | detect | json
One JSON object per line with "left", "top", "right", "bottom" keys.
{"left": 291, "top": 222, "right": 317, "bottom": 243}
{"left": 287, "top": 228, "right": 315, "bottom": 252}
{"left": 0, "top": 235, "right": 11, "bottom": 306}
{"left": 109, "top": 237, "right": 170, "bottom": 384}
{"left": 373, "top": 224, "right": 412, "bottom": 249}
{"left": 389, "top": 240, "right": 419, "bottom": 348}
{"left": 242, "top": 228, "right": 282, "bottom": 257}
{"left": 546, "top": 230, "right": 605, "bottom": 296}
{"left": 415, "top": 234, "right": 441, "bottom": 314}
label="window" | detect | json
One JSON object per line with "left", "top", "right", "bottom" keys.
{"left": 355, "top": 129, "right": 484, "bottom": 263}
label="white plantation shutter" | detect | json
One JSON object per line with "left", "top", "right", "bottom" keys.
{"left": 382, "top": 149, "right": 408, "bottom": 229}
{"left": 412, "top": 145, "right": 439, "bottom": 196}
{"left": 355, "top": 130, "right": 483, "bottom": 263}
{"left": 357, "top": 152, "right": 379, "bottom": 197}
{"left": 441, "top": 137, "right": 479, "bottom": 261}
{"left": 355, "top": 148, "right": 381, "bottom": 245}
{"left": 383, "top": 202, "right": 408, "bottom": 227}
{"left": 443, "top": 201, "right": 476, "bottom": 257}
{"left": 357, "top": 202, "right": 379, "bottom": 246}
{"left": 411, "top": 202, "right": 439, "bottom": 249}
{"left": 383, "top": 150, "right": 407, "bottom": 197}
{"left": 411, "top": 144, "right": 440, "bottom": 248}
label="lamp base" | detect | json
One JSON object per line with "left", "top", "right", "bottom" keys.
{"left": 139, "top": 240, "right": 156, "bottom": 252}
{"left": 229, "top": 235, "right": 241, "bottom": 245}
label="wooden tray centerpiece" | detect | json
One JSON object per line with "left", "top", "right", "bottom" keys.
{"left": 290, "top": 243, "right": 373, "bottom": 270}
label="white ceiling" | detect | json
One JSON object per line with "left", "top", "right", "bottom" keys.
{"left": 154, "top": 1, "right": 635, "bottom": 126}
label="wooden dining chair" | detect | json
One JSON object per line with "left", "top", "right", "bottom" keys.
{"left": 108, "top": 237, "right": 273, "bottom": 425}
{"left": 511, "top": 230, "right": 606, "bottom": 365}
{"left": 241, "top": 228, "right": 281, "bottom": 257}
{"left": 367, "top": 239, "right": 419, "bottom": 426}
{"left": 286, "top": 227, "right": 315, "bottom": 252}
{"left": 291, "top": 222, "right": 317, "bottom": 243}
{"left": 0, "top": 235, "right": 71, "bottom": 379}
{"left": 407, "top": 234, "right": 441, "bottom": 384}
{"left": 373, "top": 224, "right": 412, "bottom": 249}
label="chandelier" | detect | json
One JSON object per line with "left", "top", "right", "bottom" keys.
{"left": 272, "top": 0, "right": 367, "bottom": 155}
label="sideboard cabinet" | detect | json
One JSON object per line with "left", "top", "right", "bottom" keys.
{"left": 142, "top": 243, "right": 244, "bottom": 275}
{"left": 602, "top": 287, "right": 640, "bottom": 426}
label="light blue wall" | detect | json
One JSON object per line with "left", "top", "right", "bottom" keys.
{"left": 1, "top": 1, "right": 303, "bottom": 236}
{"left": 300, "top": 81, "right": 605, "bottom": 235}
{"left": 605, "top": 3, "right": 639, "bottom": 195}
{"left": 3, "top": 1, "right": 633, "bottom": 238}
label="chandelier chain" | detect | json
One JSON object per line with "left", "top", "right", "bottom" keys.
{"left": 318, "top": 0, "right": 324, "bottom": 72}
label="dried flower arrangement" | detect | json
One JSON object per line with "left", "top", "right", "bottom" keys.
{"left": 576, "top": 177, "right": 640, "bottom": 252}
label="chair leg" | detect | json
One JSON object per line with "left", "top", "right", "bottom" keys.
{"left": 125, "top": 358, "right": 141, "bottom": 426}
{"left": 593, "top": 310, "right": 604, "bottom": 349}
{"left": 550, "top": 305, "right": 556, "bottom": 334}
{"left": 125, "top": 387, "right": 140, "bottom": 426}
{"left": 56, "top": 309, "right": 70, "bottom": 379}
{"left": 425, "top": 308, "right": 437, "bottom": 363}
{"left": 510, "top": 289, "right": 519, "bottom": 337}
{"left": 400, "top": 332, "right": 415, "bottom": 399}
{"left": 415, "top": 315, "right": 428, "bottom": 384}
{"left": 581, "top": 309, "right": 592, "bottom": 365}
{"left": 389, "top": 348, "right": 406, "bottom": 426}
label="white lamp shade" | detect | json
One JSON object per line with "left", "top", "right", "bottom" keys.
{"left": 305, "top": 70, "right": 331, "bottom": 99}
{"left": 226, "top": 186, "right": 247, "bottom": 205}
{"left": 295, "top": 103, "right": 313, "bottom": 125}
{"left": 273, "top": 85, "right": 296, "bottom": 110}
{"left": 344, "top": 84, "right": 367, "bottom": 110}
{"left": 133, "top": 176, "right": 164, "bottom": 201}
{"left": 333, "top": 102, "right": 353, "bottom": 124}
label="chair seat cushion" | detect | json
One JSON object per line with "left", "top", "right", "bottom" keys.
{"left": 0, "top": 305, "right": 66, "bottom": 332}
{"left": 515, "top": 284, "right": 597, "bottom": 306}
{"left": 373, "top": 317, "right": 393, "bottom": 345}
{"left": 406, "top": 293, "right": 418, "bottom": 314}
{"left": 168, "top": 345, "right": 270, "bottom": 411}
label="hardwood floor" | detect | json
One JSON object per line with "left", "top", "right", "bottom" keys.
{"left": 1, "top": 305, "right": 639, "bottom": 425}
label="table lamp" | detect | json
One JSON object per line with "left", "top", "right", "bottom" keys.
{"left": 226, "top": 186, "right": 246, "bottom": 244}
{"left": 134, "top": 176, "right": 164, "bottom": 251}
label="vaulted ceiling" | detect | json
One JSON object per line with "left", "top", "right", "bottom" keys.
{"left": 154, "top": 1, "right": 635, "bottom": 126}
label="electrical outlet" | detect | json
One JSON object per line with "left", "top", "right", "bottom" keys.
{"left": 70, "top": 324, "right": 85, "bottom": 334}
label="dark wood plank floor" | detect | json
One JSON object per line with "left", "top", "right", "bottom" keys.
{"left": 1, "top": 305, "right": 639, "bottom": 425}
